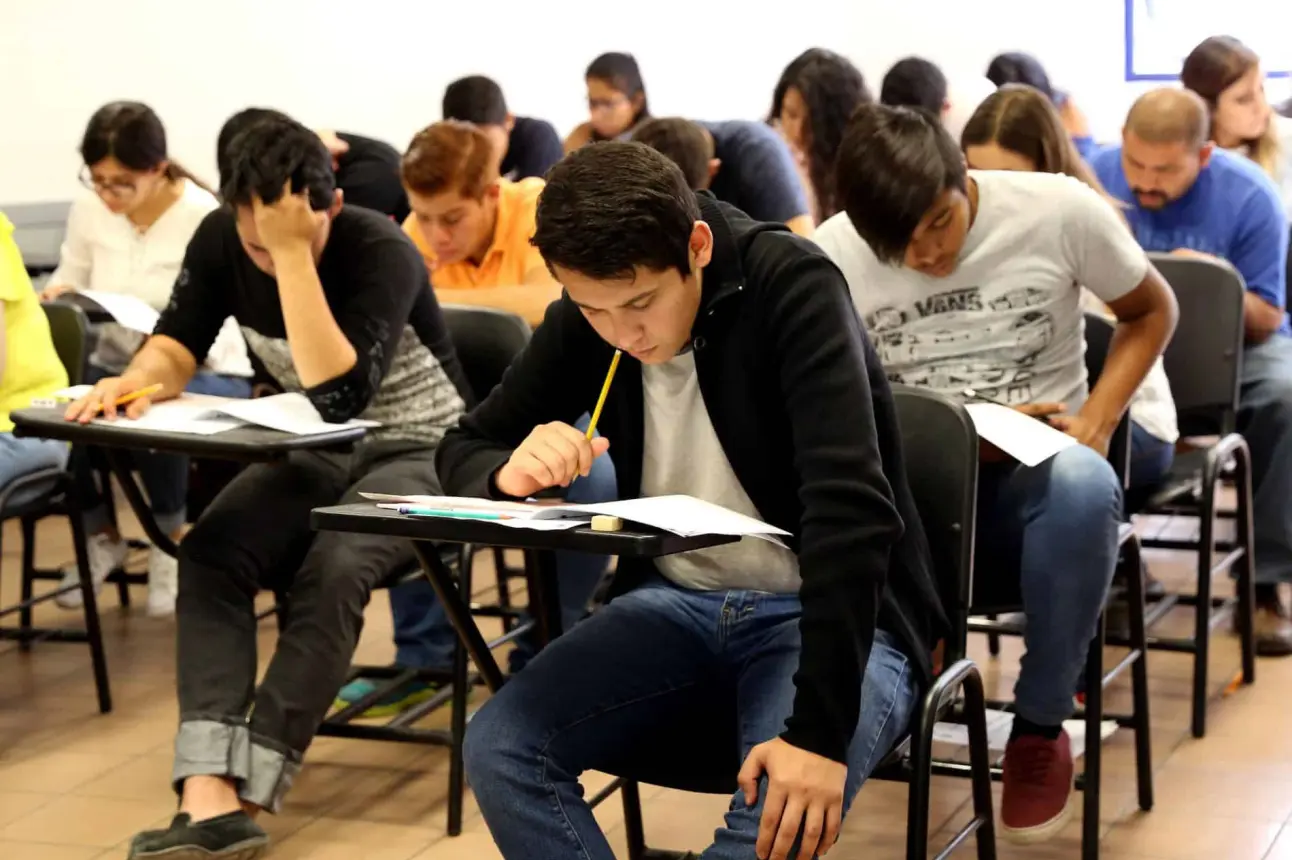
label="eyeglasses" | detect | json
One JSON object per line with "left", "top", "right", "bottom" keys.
{"left": 79, "top": 166, "right": 138, "bottom": 199}
{"left": 588, "top": 95, "right": 628, "bottom": 113}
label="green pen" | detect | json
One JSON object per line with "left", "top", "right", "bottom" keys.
{"left": 395, "top": 505, "right": 515, "bottom": 520}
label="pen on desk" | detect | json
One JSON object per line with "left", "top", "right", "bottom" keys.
{"left": 394, "top": 505, "right": 515, "bottom": 520}
{"left": 572, "top": 350, "right": 621, "bottom": 485}
{"left": 95, "top": 383, "right": 164, "bottom": 416}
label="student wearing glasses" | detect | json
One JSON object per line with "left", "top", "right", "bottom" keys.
{"left": 41, "top": 102, "right": 252, "bottom": 618}
{"left": 563, "top": 52, "right": 651, "bottom": 153}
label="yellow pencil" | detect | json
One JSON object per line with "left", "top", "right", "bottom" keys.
{"left": 585, "top": 350, "right": 622, "bottom": 440}
{"left": 96, "top": 383, "right": 164, "bottom": 416}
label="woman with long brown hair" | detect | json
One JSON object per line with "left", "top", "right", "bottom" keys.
{"left": 1182, "top": 36, "right": 1292, "bottom": 217}
{"left": 961, "top": 84, "right": 1179, "bottom": 492}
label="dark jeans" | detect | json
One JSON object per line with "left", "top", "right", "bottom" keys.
{"left": 74, "top": 367, "right": 252, "bottom": 535}
{"left": 464, "top": 576, "right": 916, "bottom": 860}
{"left": 975, "top": 444, "right": 1123, "bottom": 726}
{"left": 1238, "top": 335, "right": 1292, "bottom": 585}
{"left": 1129, "top": 420, "right": 1176, "bottom": 491}
{"left": 172, "top": 441, "right": 440, "bottom": 812}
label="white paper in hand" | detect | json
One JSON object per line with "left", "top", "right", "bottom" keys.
{"left": 79, "top": 291, "right": 161, "bottom": 334}
{"left": 964, "top": 402, "right": 1076, "bottom": 467}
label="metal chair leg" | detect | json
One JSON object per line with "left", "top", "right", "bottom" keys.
{"left": 1081, "top": 617, "right": 1105, "bottom": 860}
{"left": 68, "top": 486, "right": 111, "bottom": 714}
{"left": 620, "top": 779, "right": 647, "bottom": 860}
{"left": 1124, "top": 539, "right": 1154, "bottom": 812}
{"left": 447, "top": 546, "right": 472, "bottom": 837}
{"left": 18, "top": 516, "right": 34, "bottom": 652}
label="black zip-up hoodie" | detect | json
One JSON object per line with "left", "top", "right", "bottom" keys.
{"left": 435, "top": 193, "right": 947, "bottom": 763}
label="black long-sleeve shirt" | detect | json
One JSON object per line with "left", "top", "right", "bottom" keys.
{"left": 155, "top": 205, "right": 470, "bottom": 449}
{"left": 435, "top": 193, "right": 946, "bottom": 762}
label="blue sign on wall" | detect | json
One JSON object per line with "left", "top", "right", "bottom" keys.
{"left": 1124, "top": 0, "right": 1291, "bottom": 82}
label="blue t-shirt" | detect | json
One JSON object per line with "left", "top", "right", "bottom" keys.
{"left": 1090, "top": 146, "right": 1291, "bottom": 336}
{"left": 701, "top": 120, "right": 810, "bottom": 224}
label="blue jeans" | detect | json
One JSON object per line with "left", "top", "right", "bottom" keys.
{"left": 1237, "top": 335, "right": 1292, "bottom": 585}
{"left": 1129, "top": 420, "right": 1175, "bottom": 491}
{"left": 0, "top": 434, "right": 69, "bottom": 510}
{"left": 463, "top": 576, "right": 917, "bottom": 860}
{"left": 975, "top": 444, "right": 1123, "bottom": 726}
{"left": 388, "top": 414, "right": 618, "bottom": 670}
{"left": 76, "top": 367, "right": 252, "bottom": 535}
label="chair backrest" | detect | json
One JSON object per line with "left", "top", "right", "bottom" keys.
{"left": 42, "top": 301, "right": 88, "bottom": 386}
{"left": 892, "top": 384, "right": 979, "bottom": 661}
{"left": 6, "top": 200, "right": 71, "bottom": 275}
{"left": 440, "top": 304, "right": 532, "bottom": 404}
{"left": 1083, "top": 312, "right": 1131, "bottom": 488}
{"left": 1147, "top": 253, "right": 1245, "bottom": 436}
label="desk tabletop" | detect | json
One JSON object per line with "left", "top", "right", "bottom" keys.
{"left": 311, "top": 503, "right": 740, "bottom": 558}
{"left": 11, "top": 407, "right": 366, "bottom": 461}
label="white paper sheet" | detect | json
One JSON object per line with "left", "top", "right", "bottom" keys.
{"left": 80, "top": 290, "right": 161, "bottom": 334}
{"left": 963, "top": 402, "right": 1077, "bottom": 467}
{"left": 933, "top": 709, "right": 1117, "bottom": 760}
{"left": 214, "top": 393, "right": 380, "bottom": 436}
{"left": 360, "top": 493, "right": 788, "bottom": 538}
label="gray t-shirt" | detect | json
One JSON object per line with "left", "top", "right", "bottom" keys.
{"left": 640, "top": 350, "right": 800, "bottom": 592}
{"left": 813, "top": 170, "right": 1149, "bottom": 409}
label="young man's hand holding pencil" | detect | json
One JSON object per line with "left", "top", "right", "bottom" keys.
{"left": 494, "top": 350, "right": 620, "bottom": 498}
{"left": 64, "top": 373, "right": 164, "bottom": 424}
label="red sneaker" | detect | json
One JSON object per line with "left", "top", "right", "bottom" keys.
{"left": 1001, "top": 730, "right": 1075, "bottom": 843}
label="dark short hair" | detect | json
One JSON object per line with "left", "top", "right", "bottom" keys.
{"left": 219, "top": 115, "right": 336, "bottom": 211}
{"left": 835, "top": 103, "right": 967, "bottom": 264}
{"left": 986, "top": 52, "right": 1055, "bottom": 102}
{"left": 216, "top": 107, "right": 291, "bottom": 188}
{"left": 532, "top": 142, "right": 699, "bottom": 280}
{"left": 880, "top": 57, "right": 948, "bottom": 113}
{"left": 630, "top": 118, "right": 713, "bottom": 189}
{"left": 442, "top": 75, "right": 509, "bottom": 126}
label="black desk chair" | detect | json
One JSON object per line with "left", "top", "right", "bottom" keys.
{"left": 440, "top": 304, "right": 538, "bottom": 628}
{"left": 1123, "top": 255, "right": 1255, "bottom": 740}
{"left": 317, "top": 305, "right": 539, "bottom": 837}
{"left": 0, "top": 302, "right": 111, "bottom": 713}
{"left": 603, "top": 386, "right": 997, "bottom": 860}
{"left": 972, "top": 313, "right": 1153, "bottom": 860}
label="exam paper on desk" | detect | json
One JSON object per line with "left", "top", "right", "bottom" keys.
{"left": 963, "top": 402, "right": 1076, "bottom": 467}
{"left": 78, "top": 290, "right": 161, "bottom": 334}
{"left": 359, "top": 493, "right": 790, "bottom": 539}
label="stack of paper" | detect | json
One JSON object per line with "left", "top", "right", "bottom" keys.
{"left": 79, "top": 291, "right": 160, "bottom": 334}
{"left": 49, "top": 388, "right": 379, "bottom": 437}
{"left": 360, "top": 493, "right": 791, "bottom": 539}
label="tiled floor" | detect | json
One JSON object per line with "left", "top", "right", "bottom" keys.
{"left": 1, "top": 509, "right": 1290, "bottom": 859}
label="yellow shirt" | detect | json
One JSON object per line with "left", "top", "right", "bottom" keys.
{"left": 0, "top": 213, "right": 68, "bottom": 432}
{"left": 403, "top": 178, "right": 547, "bottom": 289}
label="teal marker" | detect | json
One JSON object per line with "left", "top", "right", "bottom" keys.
{"left": 397, "top": 505, "right": 514, "bottom": 520}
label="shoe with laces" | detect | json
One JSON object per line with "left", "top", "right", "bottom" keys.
{"left": 55, "top": 534, "right": 127, "bottom": 609}
{"left": 1000, "top": 729, "right": 1075, "bottom": 843}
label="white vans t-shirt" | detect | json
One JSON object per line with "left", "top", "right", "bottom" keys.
{"left": 814, "top": 170, "right": 1150, "bottom": 413}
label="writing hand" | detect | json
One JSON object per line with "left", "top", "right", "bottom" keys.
{"left": 494, "top": 422, "right": 611, "bottom": 497}
{"left": 64, "top": 373, "right": 154, "bottom": 424}
{"left": 737, "top": 737, "right": 846, "bottom": 860}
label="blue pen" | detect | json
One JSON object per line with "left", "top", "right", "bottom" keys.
{"left": 396, "top": 505, "right": 514, "bottom": 520}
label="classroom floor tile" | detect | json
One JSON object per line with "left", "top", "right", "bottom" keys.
{"left": 1, "top": 507, "right": 1289, "bottom": 858}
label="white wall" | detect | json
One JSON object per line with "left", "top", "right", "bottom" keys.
{"left": 2, "top": 0, "right": 1290, "bottom": 204}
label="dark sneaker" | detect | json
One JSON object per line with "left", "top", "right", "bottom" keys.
{"left": 128, "top": 811, "right": 268, "bottom": 859}
{"left": 1253, "top": 603, "right": 1292, "bottom": 657}
{"left": 1001, "top": 730, "right": 1075, "bottom": 843}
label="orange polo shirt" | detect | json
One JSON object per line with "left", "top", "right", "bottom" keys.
{"left": 403, "top": 178, "right": 546, "bottom": 289}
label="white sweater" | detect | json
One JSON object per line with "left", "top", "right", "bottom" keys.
{"left": 50, "top": 181, "right": 252, "bottom": 377}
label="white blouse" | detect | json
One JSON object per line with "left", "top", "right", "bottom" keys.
{"left": 50, "top": 180, "right": 252, "bottom": 377}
